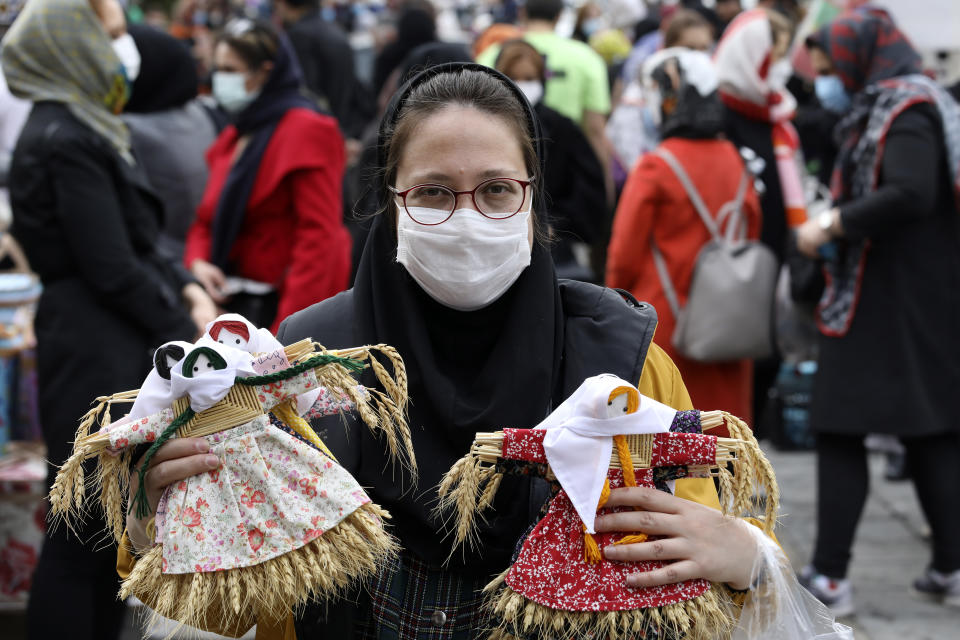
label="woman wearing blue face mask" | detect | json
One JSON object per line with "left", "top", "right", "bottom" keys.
{"left": 185, "top": 18, "right": 351, "bottom": 333}
{"left": 1, "top": 0, "right": 217, "bottom": 638}
{"left": 795, "top": 7, "right": 960, "bottom": 617}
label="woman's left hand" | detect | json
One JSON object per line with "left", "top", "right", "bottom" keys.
{"left": 595, "top": 486, "right": 758, "bottom": 590}
{"left": 182, "top": 282, "right": 219, "bottom": 339}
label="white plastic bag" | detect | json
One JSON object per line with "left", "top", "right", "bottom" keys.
{"left": 732, "top": 525, "right": 854, "bottom": 640}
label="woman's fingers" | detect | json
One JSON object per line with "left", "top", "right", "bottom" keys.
{"left": 625, "top": 560, "right": 700, "bottom": 588}
{"left": 144, "top": 437, "right": 210, "bottom": 467}
{"left": 603, "top": 537, "right": 689, "bottom": 563}
{"left": 144, "top": 453, "right": 219, "bottom": 494}
{"left": 594, "top": 509, "right": 679, "bottom": 536}
{"left": 600, "top": 486, "right": 686, "bottom": 513}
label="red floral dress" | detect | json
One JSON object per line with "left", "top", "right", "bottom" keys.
{"left": 498, "top": 414, "right": 720, "bottom": 612}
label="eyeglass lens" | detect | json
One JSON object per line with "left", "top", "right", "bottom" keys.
{"left": 405, "top": 179, "right": 526, "bottom": 224}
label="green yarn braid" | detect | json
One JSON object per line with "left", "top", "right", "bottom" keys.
{"left": 130, "top": 407, "right": 196, "bottom": 520}
{"left": 236, "top": 354, "right": 365, "bottom": 386}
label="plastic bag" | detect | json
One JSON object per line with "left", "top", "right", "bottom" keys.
{"left": 732, "top": 525, "right": 854, "bottom": 640}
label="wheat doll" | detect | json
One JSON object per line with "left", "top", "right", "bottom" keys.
{"left": 48, "top": 317, "right": 415, "bottom": 633}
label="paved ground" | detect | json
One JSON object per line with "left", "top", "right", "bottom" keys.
{"left": 2, "top": 444, "right": 957, "bottom": 639}
{"left": 766, "top": 446, "right": 959, "bottom": 640}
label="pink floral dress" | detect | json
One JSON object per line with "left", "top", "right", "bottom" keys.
{"left": 105, "top": 369, "right": 371, "bottom": 575}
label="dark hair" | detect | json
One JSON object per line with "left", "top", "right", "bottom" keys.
{"left": 218, "top": 18, "right": 280, "bottom": 70}
{"left": 380, "top": 68, "right": 547, "bottom": 242}
{"left": 495, "top": 39, "right": 546, "bottom": 83}
{"left": 664, "top": 9, "right": 712, "bottom": 48}
{"left": 525, "top": 0, "right": 564, "bottom": 22}
{"left": 280, "top": 0, "right": 317, "bottom": 8}
{"left": 153, "top": 344, "right": 186, "bottom": 380}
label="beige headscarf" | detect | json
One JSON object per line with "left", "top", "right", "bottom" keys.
{"left": 1, "top": 0, "right": 132, "bottom": 161}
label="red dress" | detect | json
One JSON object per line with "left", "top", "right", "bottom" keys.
{"left": 185, "top": 108, "right": 351, "bottom": 332}
{"left": 606, "top": 137, "right": 763, "bottom": 423}
{"left": 499, "top": 427, "right": 719, "bottom": 611}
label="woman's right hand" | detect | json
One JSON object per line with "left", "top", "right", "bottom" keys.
{"left": 126, "top": 437, "right": 219, "bottom": 551}
{"left": 190, "top": 259, "right": 229, "bottom": 305}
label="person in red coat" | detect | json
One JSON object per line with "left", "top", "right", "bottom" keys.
{"left": 606, "top": 48, "right": 762, "bottom": 423}
{"left": 185, "top": 18, "right": 350, "bottom": 332}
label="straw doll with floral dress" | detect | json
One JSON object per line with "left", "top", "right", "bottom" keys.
{"left": 47, "top": 328, "right": 415, "bottom": 634}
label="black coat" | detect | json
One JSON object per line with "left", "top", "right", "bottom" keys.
{"left": 277, "top": 279, "right": 658, "bottom": 637}
{"left": 723, "top": 107, "right": 788, "bottom": 263}
{"left": 536, "top": 103, "right": 606, "bottom": 275}
{"left": 286, "top": 10, "right": 372, "bottom": 140}
{"left": 811, "top": 103, "right": 960, "bottom": 437}
{"left": 9, "top": 102, "right": 196, "bottom": 473}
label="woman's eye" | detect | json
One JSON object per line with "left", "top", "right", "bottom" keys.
{"left": 483, "top": 182, "right": 513, "bottom": 195}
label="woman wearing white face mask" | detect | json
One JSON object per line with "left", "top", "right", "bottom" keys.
{"left": 185, "top": 18, "right": 351, "bottom": 332}
{"left": 495, "top": 39, "right": 606, "bottom": 282}
{"left": 714, "top": 7, "right": 805, "bottom": 264}
{"left": 1, "top": 0, "right": 217, "bottom": 638}
{"left": 126, "top": 63, "right": 776, "bottom": 639}
{"left": 713, "top": 7, "right": 805, "bottom": 436}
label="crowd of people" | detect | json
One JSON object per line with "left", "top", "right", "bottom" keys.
{"left": 0, "top": 0, "right": 958, "bottom": 639}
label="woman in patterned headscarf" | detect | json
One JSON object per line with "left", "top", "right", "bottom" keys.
{"left": 2, "top": 1, "right": 216, "bottom": 638}
{"left": 795, "top": 7, "right": 960, "bottom": 616}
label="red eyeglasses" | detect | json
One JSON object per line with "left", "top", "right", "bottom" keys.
{"left": 389, "top": 177, "right": 534, "bottom": 225}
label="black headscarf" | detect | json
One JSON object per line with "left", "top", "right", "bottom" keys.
{"left": 209, "top": 33, "right": 316, "bottom": 270}
{"left": 648, "top": 49, "right": 725, "bottom": 140}
{"left": 352, "top": 62, "right": 565, "bottom": 570}
{"left": 125, "top": 24, "right": 198, "bottom": 113}
{"left": 372, "top": 5, "right": 436, "bottom": 94}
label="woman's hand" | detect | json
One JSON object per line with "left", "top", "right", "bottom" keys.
{"left": 190, "top": 259, "right": 229, "bottom": 305}
{"left": 182, "top": 282, "right": 219, "bottom": 338}
{"left": 126, "top": 437, "right": 219, "bottom": 551}
{"left": 796, "top": 208, "right": 843, "bottom": 259}
{"left": 595, "top": 487, "right": 759, "bottom": 590}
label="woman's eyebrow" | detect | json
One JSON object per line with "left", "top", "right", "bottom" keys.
{"left": 407, "top": 169, "right": 523, "bottom": 184}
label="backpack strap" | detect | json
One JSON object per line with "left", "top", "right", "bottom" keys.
{"left": 649, "top": 148, "right": 753, "bottom": 321}
{"left": 716, "top": 167, "right": 751, "bottom": 244}
{"left": 650, "top": 239, "right": 682, "bottom": 320}
{"left": 655, "top": 147, "right": 721, "bottom": 240}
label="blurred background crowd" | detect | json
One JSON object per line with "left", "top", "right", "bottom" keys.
{"left": 0, "top": 0, "right": 958, "bottom": 638}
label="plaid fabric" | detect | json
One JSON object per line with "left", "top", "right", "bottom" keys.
{"left": 355, "top": 551, "right": 493, "bottom": 640}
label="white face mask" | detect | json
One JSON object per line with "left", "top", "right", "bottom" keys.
{"left": 515, "top": 80, "right": 544, "bottom": 106}
{"left": 396, "top": 207, "right": 532, "bottom": 312}
{"left": 212, "top": 71, "right": 258, "bottom": 114}
{"left": 112, "top": 33, "right": 141, "bottom": 83}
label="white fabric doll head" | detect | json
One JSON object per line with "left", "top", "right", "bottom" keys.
{"left": 123, "top": 340, "right": 194, "bottom": 424}
{"left": 169, "top": 339, "right": 257, "bottom": 413}
{"left": 205, "top": 313, "right": 284, "bottom": 355}
{"left": 535, "top": 374, "right": 678, "bottom": 533}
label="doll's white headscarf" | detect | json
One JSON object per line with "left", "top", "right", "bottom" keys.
{"left": 535, "top": 374, "right": 677, "bottom": 533}
{"left": 169, "top": 338, "right": 257, "bottom": 413}
{"left": 205, "top": 313, "right": 321, "bottom": 415}
{"left": 124, "top": 341, "right": 194, "bottom": 424}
